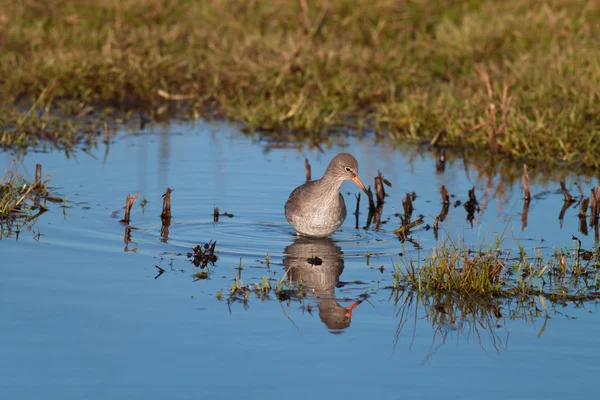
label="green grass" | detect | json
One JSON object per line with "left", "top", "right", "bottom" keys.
{"left": 2, "top": 0, "right": 600, "bottom": 165}
{"left": 0, "top": 162, "right": 62, "bottom": 238}
{"left": 394, "top": 235, "right": 600, "bottom": 301}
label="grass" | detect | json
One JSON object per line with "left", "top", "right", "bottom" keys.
{"left": 0, "top": 162, "right": 62, "bottom": 238}
{"left": 226, "top": 268, "right": 306, "bottom": 305}
{"left": 394, "top": 235, "right": 600, "bottom": 301}
{"left": 1, "top": 0, "right": 600, "bottom": 165}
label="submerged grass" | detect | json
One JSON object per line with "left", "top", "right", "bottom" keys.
{"left": 1, "top": 0, "right": 600, "bottom": 165}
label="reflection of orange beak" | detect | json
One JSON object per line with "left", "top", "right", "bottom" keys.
{"left": 345, "top": 300, "right": 363, "bottom": 317}
{"left": 352, "top": 176, "right": 368, "bottom": 195}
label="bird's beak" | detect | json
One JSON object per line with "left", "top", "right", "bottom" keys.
{"left": 352, "top": 176, "right": 369, "bottom": 195}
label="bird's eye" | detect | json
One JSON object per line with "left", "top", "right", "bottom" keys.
{"left": 345, "top": 167, "right": 352, "bottom": 172}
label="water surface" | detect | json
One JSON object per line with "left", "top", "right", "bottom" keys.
{"left": 1, "top": 120, "right": 599, "bottom": 399}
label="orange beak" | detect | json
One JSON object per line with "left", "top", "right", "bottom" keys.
{"left": 352, "top": 176, "right": 368, "bottom": 195}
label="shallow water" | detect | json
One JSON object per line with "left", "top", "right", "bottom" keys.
{"left": 1, "top": 120, "right": 599, "bottom": 399}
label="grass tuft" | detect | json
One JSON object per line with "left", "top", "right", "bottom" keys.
{"left": 395, "top": 235, "right": 600, "bottom": 301}
{"left": 0, "top": 162, "right": 62, "bottom": 239}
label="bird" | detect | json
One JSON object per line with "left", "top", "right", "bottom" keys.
{"left": 285, "top": 153, "right": 369, "bottom": 237}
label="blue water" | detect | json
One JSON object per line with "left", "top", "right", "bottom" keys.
{"left": 1, "top": 120, "right": 599, "bottom": 399}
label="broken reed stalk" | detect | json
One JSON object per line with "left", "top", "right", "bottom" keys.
{"left": 103, "top": 122, "right": 110, "bottom": 143}
{"left": 35, "top": 164, "right": 42, "bottom": 189}
{"left": 590, "top": 187, "right": 600, "bottom": 225}
{"left": 121, "top": 193, "right": 140, "bottom": 224}
{"left": 579, "top": 197, "right": 590, "bottom": 218}
{"left": 402, "top": 193, "right": 414, "bottom": 220}
{"left": 438, "top": 203, "right": 449, "bottom": 223}
{"left": 440, "top": 185, "right": 450, "bottom": 205}
{"left": 373, "top": 203, "right": 383, "bottom": 229}
{"left": 560, "top": 181, "right": 575, "bottom": 202}
{"left": 394, "top": 216, "right": 424, "bottom": 236}
{"left": 522, "top": 164, "right": 531, "bottom": 202}
{"left": 366, "top": 186, "right": 376, "bottom": 210}
{"left": 579, "top": 212, "right": 589, "bottom": 235}
{"left": 374, "top": 170, "right": 385, "bottom": 206}
{"left": 354, "top": 193, "right": 361, "bottom": 228}
{"left": 305, "top": 158, "right": 311, "bottom": 182}
{"left": 214, "top": 206, "right": 220, "bottom": 222}
{"left": 354, "top": 193, "right": 361, "bottom": 215}
{"left": 435, "top": 148, "right": 446, "bottom": 172}
{"left": 161, "top": 187, "right": 173, "bottom": 219}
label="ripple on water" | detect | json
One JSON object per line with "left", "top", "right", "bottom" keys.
{"left": 140, "top": 216, "right": 415, "bottom": 264}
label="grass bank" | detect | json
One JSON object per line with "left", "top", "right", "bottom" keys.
{"left": 1, "top": 0, "right": 599, "bottom": 165}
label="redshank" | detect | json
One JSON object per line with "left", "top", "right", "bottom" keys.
{"left": 285, "top": 153, "right": 369, "bottom": 237}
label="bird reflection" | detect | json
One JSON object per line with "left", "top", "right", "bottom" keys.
{"left": 283, "top": 237, "right": 358, "bottom": 332}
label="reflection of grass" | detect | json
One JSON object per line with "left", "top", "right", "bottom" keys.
{"left": 2, "top": 1, "right": 600, "bottom": 165}
{"left": 394, "top": 236, "right": 600, "bottom": 301}
{"left": 391, "top": 290, "right": 509, "bottom": 359}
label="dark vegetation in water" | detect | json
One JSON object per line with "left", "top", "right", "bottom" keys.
{"left": 1, "top": 1, "right": 600, "bottom": 167}
{"left": 188, "top": 241, "right": 218, "bottom": 269}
